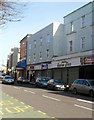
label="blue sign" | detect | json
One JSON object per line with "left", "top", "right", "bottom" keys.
{"left": 17, "top": 59, "right": 26, "bottom": 68}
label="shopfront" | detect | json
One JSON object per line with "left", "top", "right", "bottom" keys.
{"left": 51, "top": 57, "right": 80, "bottom": 85}
{"left": 79, "top": 57, "right": 94, "bottom": 79}
{"left": 16, "top": 59, "right": 26, "bottom": 78}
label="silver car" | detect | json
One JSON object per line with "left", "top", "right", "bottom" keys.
{"left": 70, "top": 79, "right": 94, "bottom": 97}
{"left": 2, "top": 75, "right": 14, "bottom": 84}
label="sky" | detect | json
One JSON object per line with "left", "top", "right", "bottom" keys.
{"left": 0, "top": 0, "right": 92, "bottom": 66}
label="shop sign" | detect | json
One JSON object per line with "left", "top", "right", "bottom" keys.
{"left": 80, "top": 57, "right": 94, "bottom": 65}
{"left": 41, "top": 64, "right": 48, "bottom": 69}
{"left": 57, "top": 60, "right": 71, "bottom": 67}
{"left": 84, "top": 57, "right": 94, "bottom": 64}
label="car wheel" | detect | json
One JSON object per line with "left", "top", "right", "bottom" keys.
{"left": 17, "top": 81, "right": 20, "bottom": 84}
{"left": 2, "top": 82, "right": 4, "bottom": 84}
{"left": 89, "top": 90, "right": 94, "bottom": 97}
{"left": 47, "top": 85, "right": 50, "bottom": 90}
{"left": 73, "top": 88, "right": 77, "bottom": 94}
{"left": 35, "top": 84, "right": 38, "bottom": 87}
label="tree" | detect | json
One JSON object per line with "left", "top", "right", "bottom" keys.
{"left": 0, "top": 0, "right": 26, "bottom": 26}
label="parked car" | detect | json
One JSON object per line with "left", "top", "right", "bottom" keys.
{"left": 0, "top": 75, "right": 3, "bottom": 81}
{"left": 47, "top": 79, "right": 69, "bottom": 91}
{"left": 0, "top": 73, "right": 5, "bottom": 81}
{"left": 2, "top": 75, "right": 14, "bottom": 84}
{"left": 17, "top": 77, "right": 30, "bottom": 84}
{"left": 35, "top": 77, "right": 51, "bottom": 88}
{"left": 70, "top": 79, "right": 94, "bottom": 97}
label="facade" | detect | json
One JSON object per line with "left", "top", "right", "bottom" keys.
{"left": 6, "top": 1, "right": 94, "bottom": 85}
{"left": 0, "top": 65, "right": 6, "bottom": 73}
{"left": 26, "top": 2, "right": 94, "bottom": 84}
{"left": 51, "top": 1, "right": 94, "bottom": 85}
{"left": 16, "top": 34, "right": 31, "bottom": 78}
{"left": 26, "top": 22, "right": 64, "bottom": 82}
{"left": 7, "top": 47, "right": 20, "bottom": 76}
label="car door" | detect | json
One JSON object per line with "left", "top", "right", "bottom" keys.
{"left": 82, "top": 80, "right": 90, "bottom": 94}
{"left": 76, "top": 80, "right": 84, "bottom": 93}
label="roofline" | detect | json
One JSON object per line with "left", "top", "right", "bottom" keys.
{"left": 63, "top": 1, "right": 92, "bottom": 18}
{"left": 20, "top": 34, "right": 31, "bottom": 43}
{"left": 30, "top": 22, "right": 63, "bottom": 36}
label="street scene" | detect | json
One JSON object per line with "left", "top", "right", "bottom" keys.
{"left": 0, "top": 81, "right": 94, "bottom": 119}
{"left": 0, "top": 0, "right": 94, "bottom": 119}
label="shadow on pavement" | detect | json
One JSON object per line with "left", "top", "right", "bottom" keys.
{"left": 47, "top": 90, "right": 94, "bottom": 102}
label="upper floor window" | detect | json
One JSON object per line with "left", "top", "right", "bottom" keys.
{"left": 34, "top": 40, "right": 36, "bottom": 48}
{"left": 46, "top": 49, "right": 49, "bottom": 58}
{"left": 33, "top": 53, "right": 36, "bottom": 62}
{"left": 81, "top": 15, "right": 85, "bottom": 28}
{"left": 81, "top": 37, "right": 85, "bottom": 49}
{"left": 70, "top": 21, "right": 74, "bottom": 32}
{"left": 69, "top": 41, "right": 73, "bottom": 52}
{"left": 22, "top": 42, "right": 25, "bottom": 45}
{"left": 29, "top": 44, "right": 31, "bottom": 49}
{"left": 47, "top": 34, "right": 50, "bottom": 43}
{"left": 40, "top": 51, "right": 42, "bottom": 60}
{"left": 40, "top": 37, "right": 42, "bottom": 46}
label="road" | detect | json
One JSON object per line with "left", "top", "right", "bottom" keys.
{"left": 0, "top": 81, "right": 94, "bottom": 119}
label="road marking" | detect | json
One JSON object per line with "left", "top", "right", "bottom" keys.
{"left": 24, "top": 89, "right": 35, "bottom": 94}
{"left": 0, "top": 108, "right": 3, "bottom": 115}
{"left": 38, "top": 110, "right": 46, "bottom": 115}
{"left": 13, "top": 86, "right": 20, "bottom": 89}
{"left": 0, "top": 100, "right": 14, "bottom": 106}
{"left": 20, "top": 102, "right": 25, "bottom": 104}
{"left": 42, "top": 95, "right": 61, "bottom": 102}
{"left": 77, "top": 99, "right": 94, "bottom": 104}
{"left": 74, "top": 104, "right": 94, "bottom": 111}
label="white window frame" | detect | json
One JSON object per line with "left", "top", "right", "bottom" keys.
{"left": 40, "top": 37, "right": 42, "bottom": 46}
{"left": 33, "top": 53, "right": 36, "bottom": 62}
{"left": 70, "top": 21, "right": 74, "bottom": 32}
{"left": 46, "top": 49, "right": 49, "bottom": 58}
{"left": 81, "top": 15, "right": 85, "bottom": 28}
{"left": 47, "top": 34, "right": 50, "bottom": 43}
{"left": 34, "top": 40, "right": 36, "bottom": 48}
{"left": 40, "top": 51, "right": 42, "bottom": 60}
{"left": 29, "top": 44, "right": 31, "bottom": 49}
{"left": 81, "top": 37, "right": 85, "bottom": 49}
{"left": 69, "top": 41, "right": 73, "bottom": 52}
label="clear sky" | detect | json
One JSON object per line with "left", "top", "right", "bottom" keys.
{"left": 0, "top": 0, "right": 92, "bottom": 66}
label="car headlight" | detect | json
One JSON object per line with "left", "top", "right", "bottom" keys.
{"left": 56, "top": 85, "right": 65, "bottom": 88}
{"left": 66, "top": 85, "right": 69, "bottom": 87}
{"left": 55, "top": 85, "right": 60, "bottom": 87}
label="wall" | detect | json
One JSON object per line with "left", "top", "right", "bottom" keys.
{"left": 64, "top": 2, "right": 93, "bottom": 55}
{"left": 53, "top": 23, "right": 65, "bottom": 56}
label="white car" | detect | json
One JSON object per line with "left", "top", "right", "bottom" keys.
{"left": 70, "top": 79, "right": 94, "bottom": 97}
{"left": 0, "top": 75, "right": 3, "bottom": 81}
{"left": 2, "top": 75, "right": 14, "bottom": 84}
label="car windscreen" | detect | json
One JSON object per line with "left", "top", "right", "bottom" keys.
{"left": 54, "top": 80, "right": 62, "bottom": 83}
{"left": 5, "top": 76, "right": 13, "bottom": 79}
{"left": 41, "top": 78, "right": 50, "bottom": 82}
{"left": 89, "top": 80, "right": 94, "bottom": 86}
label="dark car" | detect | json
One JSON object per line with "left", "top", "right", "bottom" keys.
{"left": 35, "top": 77, "right": 50, "bottom": 88}
{"left": 70, "top": 79, "right": 94, "bottom": 97}
{"left": 47, "top": 79, "right": 69, "bottom": 91}
{"left": 17, "top": 77, "right": 30, "bottom": 84}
